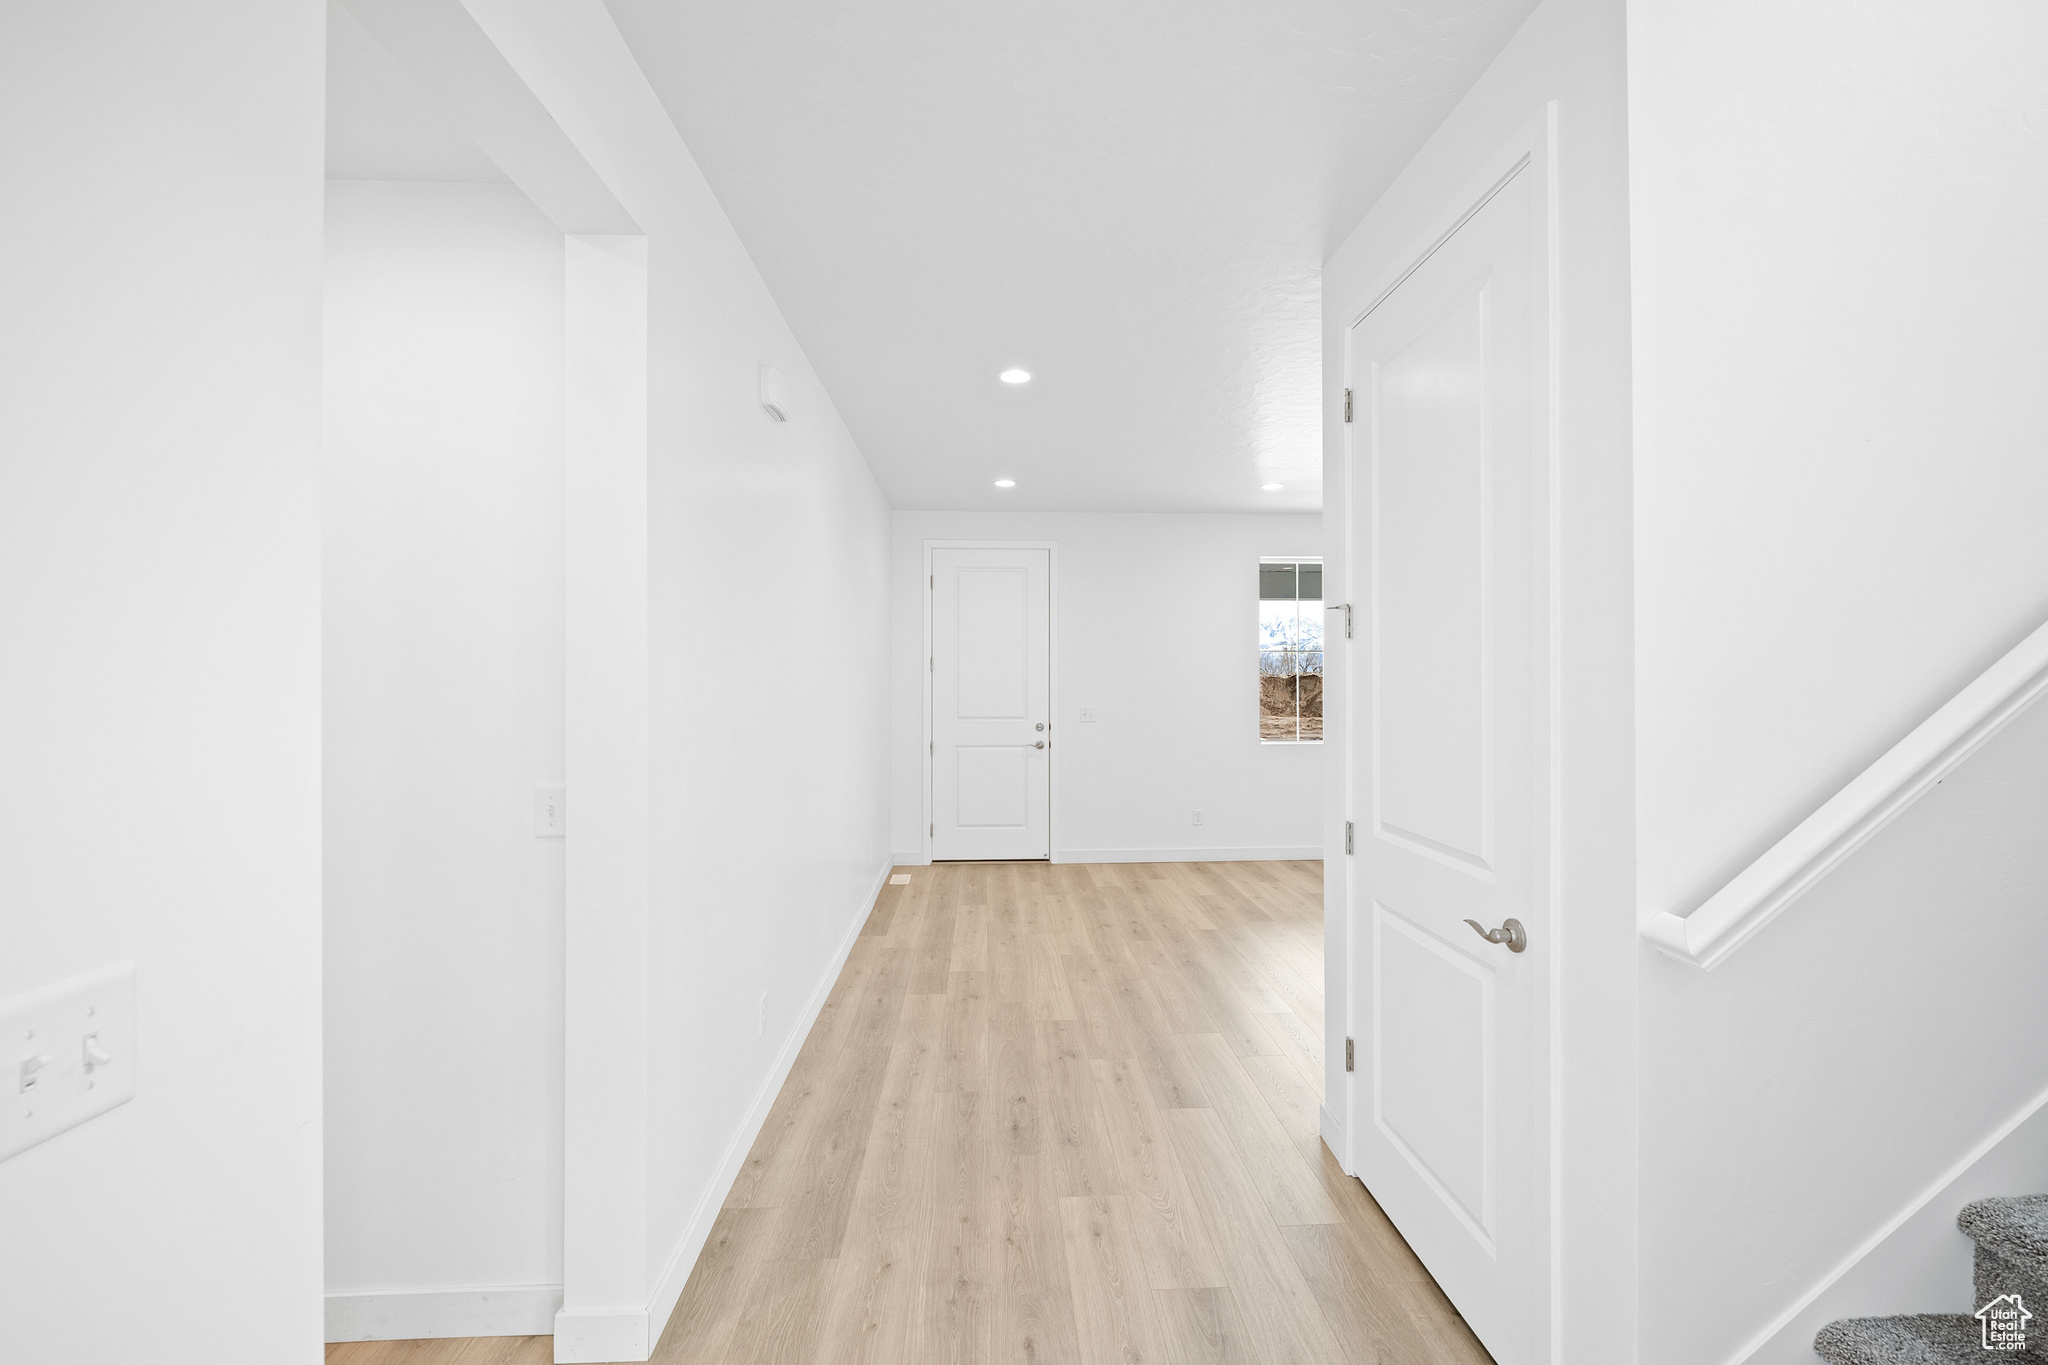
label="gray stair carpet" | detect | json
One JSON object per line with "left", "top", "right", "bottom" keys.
{"left": 1816, "top": 1314, "right": 2011, "bottom": 1364}
{"left": 1816, "top": 1197, "right": 2048, "bottom": 1363}
{"left": 1964, "top": 1195, "right": 2048, "bottom": 1318}
{"left": 1959, "top": 1196, "right": 2048, "bottom": 1270}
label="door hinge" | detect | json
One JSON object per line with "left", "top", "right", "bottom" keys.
{"left": 1344, "top": 821, "right": 1354, "bottom": 855}
{"left": 1345, "top": 1037, "right": 1355, "bottom": 1072}
{"left": 930, "top": 657, "right": 934, "bottom": 672}
{"left": 1343, "top": 387, "right": 1353, "bottom": 423}
{"left": 929, "top": 741, "right": 933, "bottom": 754}
{"left": 930, "top": 823, "right": 934, "bottom": 837}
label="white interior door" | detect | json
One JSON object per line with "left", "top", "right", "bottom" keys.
{"left": 1344, "top": 166, "right": 1545, "bottom": 1363}
{"left": 929, "top": 546, "right": 1051, "bottom": 861}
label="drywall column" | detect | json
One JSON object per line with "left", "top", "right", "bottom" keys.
{"left": 559, "top": 234, "right": 654, "bottom": 1362}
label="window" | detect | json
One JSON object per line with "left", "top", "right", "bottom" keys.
{"left": 1259, "top": 559, "right": 1322, "bottom": 742}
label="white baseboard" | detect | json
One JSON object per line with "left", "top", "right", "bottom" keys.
{"left": 1320, "top": 1103, "right": 1349, "bottom": 1176}
{"left": 1057, "top": 845, "right": 1324, "bottom": 864}
{"left": 326, "top": 1285, "right": 561, "bottom": 1342}
{"left": 891, "top": 849, "right": 930, "bottom": 867}
{"left": 554, "top": 858, "right": 893, "bottom": 1363}
{"left": 554, "top": 1307, "right": 648, "bottom": 1362}
{"left": 1730, "top": 1076, "right": 2048, "bottom": 1365}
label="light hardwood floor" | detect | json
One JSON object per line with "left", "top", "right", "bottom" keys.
{"left": 328, "top": 860, "right": 1490, "bottom": 1365}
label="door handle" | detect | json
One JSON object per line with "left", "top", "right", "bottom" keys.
{"left": 1462, "top": 918, "right": 1527, "bottom": 953}
{"left": 1032, "top": 740, "right": 1046, "bottom": 749}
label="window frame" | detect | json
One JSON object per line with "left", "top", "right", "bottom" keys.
{"left": 1257, "top": 555, "right": 1324, "bottom": 745}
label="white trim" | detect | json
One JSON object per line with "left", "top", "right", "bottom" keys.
{"left": 922, "top": 540, "right": 1060, "bottom": 864}
{"left": 1718, "top": 1076, "right": 2048, "bottom": 1365}
{"left": 1333, "top": 111, "right": 1561, "bottom": 1360}
{"left": 554, "top": 1307, "right": 646, "bottom": 1362}
{"left": 1054, "top": 846, "right": 1323, "bottom": 864}
{"left": 1347, "top": 153, "right": 1533, "bottom": 331}
{"left": 325, "top": 1285, "right": 561, "bottom": 1342}
{"left": 612, "top": 858, "right": 892, "bottom": 1360}
{"left": 891, "top": 850, "right": 931, "bottom": 868}
{"left": 1537, "top": 100, "right": 1567, "bottom": 1365}
{"left": 1642, "top": 615, "right": 2048, "bottom": 970}
{"left": 1319, "top": 1103, "right": 1350, "bottom": 1176}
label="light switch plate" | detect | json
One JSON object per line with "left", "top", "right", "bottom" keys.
{"left": 534, "top": 783, "right": 566, "bottom": 838}
{"left": 3, "top": 963, "right": 137, "bottom": 1163}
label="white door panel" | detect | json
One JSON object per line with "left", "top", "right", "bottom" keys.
{"left": 954, "top": 747, "right": 1031, "bottom": 827}
{"left": 1374, "top": 900, "right": 1496, "bottom": 1239}
{"left": 930, "top": 547, "right": 1050, "bottom": 860}
{"left": 954, "top": 567, "right": 1032, "bottom": 716}
{"left": 1346, "top": 165, "right": 1544, "bottom": 1364}
{"left": 1374, "top": 280, "right": 1491, "bottom": 868}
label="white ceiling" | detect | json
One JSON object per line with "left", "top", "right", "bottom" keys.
{"left": 326, "top": 4, "right": 508, "bottom": 184}
{"left": 603, "top": 0, "right": 1537, "bottom": 512}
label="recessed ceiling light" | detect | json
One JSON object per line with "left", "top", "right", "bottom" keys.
{"left": 999, "top": 368, "right": 1031, "bottom": 384}
{"left": 994, "top": 479, "right": 1016, "bottom": 488}
{"left": 1261, "top": 483, "right": 1285, "bottom": 491}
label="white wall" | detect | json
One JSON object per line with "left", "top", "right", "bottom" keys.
{"left": 889, "top": 512, "right": 1325, "bottom": 865}
{"left": 1641, "top": 695, "right": 2048, "bottom": 1365}
{"left": 1320, "top": 0, "right": 1638, "bottom": 1360}
{"left": 1628, "top": 6, "right": 2048, "bottom": 1360}
{"left": 386, "top": 4, "right": 897, "bottom": 1356}
{"left": 0, "top": 3, "right": 327, "bottom": 1362}
{"left": 321, "top": 180, "right": 567, "bottom": 1337}
{"left": 1629, "top": 0, "right": 2048, "bottom": 921}
{"left": 1748, "top": 1042, "right": 2048, "bottom": 1362}
{"left": 632, "top": 110, "right": 892, "bottom": 1365}
{"left": 640, "top": 261, "right": 892, "bottom": 1350}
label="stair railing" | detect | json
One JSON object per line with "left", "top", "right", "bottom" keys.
{"left": 1642, "top": 616, "right": 2048, "bottom": 969}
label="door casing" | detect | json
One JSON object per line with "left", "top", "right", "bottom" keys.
{"left": 1328, "top": 112, "right": 1562, "bottom": 1360}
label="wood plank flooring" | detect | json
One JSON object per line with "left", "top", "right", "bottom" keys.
{"left": 327, "top": 860, "right": 1491, "bottom": 1365}
{"left": 326, "top": 1338, "right": 554, "bottom": 1365}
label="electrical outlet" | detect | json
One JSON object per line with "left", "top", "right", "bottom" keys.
{"left": 1078, "top": 707, "right": 1097, "bottom": 723}
{"left": 1193, "top": 810, "right": 1203, "bottom": 826}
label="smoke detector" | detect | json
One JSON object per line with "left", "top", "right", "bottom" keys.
{"left": 759, "top": 365, "right": 788, "bottom": 422}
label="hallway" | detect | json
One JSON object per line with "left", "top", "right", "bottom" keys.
{"left": 327, "top": 860, "right": 1488, "bottom": 1365}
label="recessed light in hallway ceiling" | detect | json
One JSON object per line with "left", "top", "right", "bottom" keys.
{"left": 999, "top": 368, "right": 1032, "bottom": 385}
{"left": 994, "top": 479, "right": 1017, "bottom": 488}
{"left": 1262, "top": 483, "right": 1285, "bottom": 491}
{"left": 604, "top": 0, "right": 1543, "bottom": 511}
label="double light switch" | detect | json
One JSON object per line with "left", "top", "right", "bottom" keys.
{"left": 4, "top": 963, "right": 137, "bottom": 1163}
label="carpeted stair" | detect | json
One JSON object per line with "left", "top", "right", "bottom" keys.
{"left": 1816, "top": 1195, "right": 2048, "bottom": 1362}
